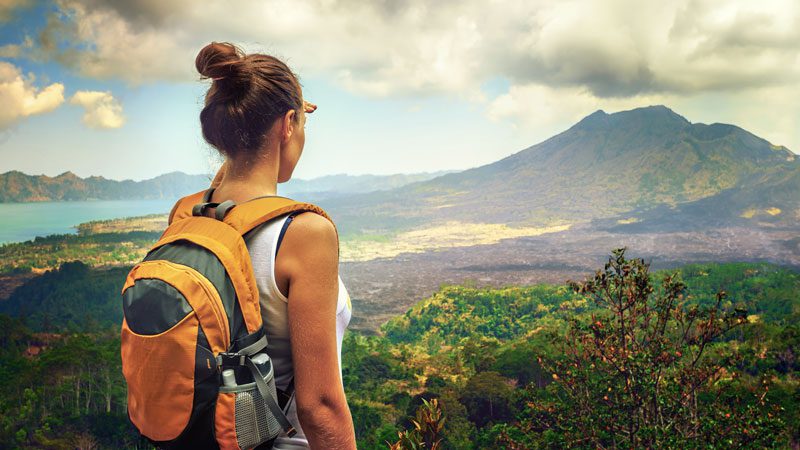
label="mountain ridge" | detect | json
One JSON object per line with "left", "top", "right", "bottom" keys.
{"left": 0, "top": 169, "right": 456, "bottom": 203}
{"left": 321, "top": 104, "right": 799, "bottom": 233}
{"left": 3, "top": 104, "right": 796, "bottom": 235}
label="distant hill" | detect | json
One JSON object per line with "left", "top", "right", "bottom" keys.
{"left": 321, "top": 105, "right": 799, "bottom": 233}
{"left": 598, "top": 162, "right": 800, "bottom": 232}
{"left": 0, "top": 169, "right": 453, "bottom": 203}
{"left": 0, "top": 171, "right": 213, "bottom": 202}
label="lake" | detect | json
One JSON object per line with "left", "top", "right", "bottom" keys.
{"left": 0, "top": 199, "right": 176, "bottom": 244}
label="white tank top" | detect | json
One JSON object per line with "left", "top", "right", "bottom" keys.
{"left": 243, "top": 211, "right": 353, "bottom": 449}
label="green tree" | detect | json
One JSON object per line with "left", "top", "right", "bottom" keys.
{"left": 458, "top": 371, "right": 515, "bottom": 428}
{"left": 511, "top": 247, "right": 784, "bottom": 448}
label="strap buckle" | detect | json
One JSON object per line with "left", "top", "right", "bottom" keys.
{"left": 215, "top": 352, "right": 245, "bottom": 368}
{"left": 192, "top": 187, "right": 237, "bottom": 220}
{"left": 192, "top": 201, "right": 220, "bottom": 217}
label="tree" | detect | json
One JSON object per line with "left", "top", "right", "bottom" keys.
{"left": 516, "top": 247, "right": 781, "bottom": 448}
{"left": 459, "top": 371, "right": 515, "bottom": 428}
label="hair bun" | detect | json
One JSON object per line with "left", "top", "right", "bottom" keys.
{"left": 197, "top": 41, "right": 304, "bottom": 158}
{"left": 195, "top": 42, "right": 251, "bottom": 91}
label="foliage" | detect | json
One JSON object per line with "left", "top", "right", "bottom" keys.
{"left": 389, "top": 398, "right": 445, "bottom": 450}
{"left": 502, "top": 247, "right": 787, "bottom": 449}
{"left": 458, "top": 372, "right": 516, "bottom": 428}
{"left": 0, "top": 252, "right": 797, "bottom": 448}
{"left": 0, "top": 261, "right": 131, "bottom": 332}
{"left": 0, "top": 231, "right": 160, "bottom": 274}
{"left": 0, "top": 325, "right": 146, "bottom": 449}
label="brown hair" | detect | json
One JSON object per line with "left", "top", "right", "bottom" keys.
{"left": 195, "top": 42, "right": 303, "bottom": 159}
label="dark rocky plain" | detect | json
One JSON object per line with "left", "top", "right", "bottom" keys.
{"left": 342, "top": 218, "right": 799, "bottom": 333}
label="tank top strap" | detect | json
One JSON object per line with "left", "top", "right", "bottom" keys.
{"left": 244, "top": 212, "right": 292, "bottom": 303}
{"left": 275, "top": 210, "right": 304, "bottom": 257}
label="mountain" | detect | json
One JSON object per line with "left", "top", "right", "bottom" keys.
{"left": 0, "top": 170, "right": 453, "bottom": 203}
{"left": 321, "top": 105, "right": 799, "bottom": 233}
{"left": 4, "top": 105, "right": 796, "bottom": 234}
{"left": 600, "top": 162, "right": 800, "bottom": 232}
{"left": 0, "top": 170, "right": 213, "bottom": 202}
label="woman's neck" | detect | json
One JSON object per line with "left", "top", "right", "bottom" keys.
{"left": 211, "top": 152, "right": 280, "bottom": 204}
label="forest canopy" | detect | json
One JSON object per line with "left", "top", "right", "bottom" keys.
{"left": 0, "top": 250, "right": 797, "bottom": 448}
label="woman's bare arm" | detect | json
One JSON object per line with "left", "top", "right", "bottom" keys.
{"left": 279, "top": 212, "right": 356, "bottom": 449}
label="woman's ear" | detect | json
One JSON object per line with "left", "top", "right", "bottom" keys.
{"left": 281, "top": 109, "right": 296, "bottom": 143}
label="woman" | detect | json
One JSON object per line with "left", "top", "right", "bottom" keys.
{"left": 195, "top": 41, "right": 356, "bottom": 449}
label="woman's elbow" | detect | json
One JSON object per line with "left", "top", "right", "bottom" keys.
{"left": 296, "top": 393, "right": 352, "bottom": 426}
{"left": 295, "top": 393, "right": 355, "bottom": 447}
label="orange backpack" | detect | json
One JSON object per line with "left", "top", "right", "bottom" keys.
{"left": 120, "top": 187, "right": 338, "bottom": 449}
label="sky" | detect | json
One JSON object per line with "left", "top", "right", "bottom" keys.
{"left": 0, "top": 0, "right": 798, "bottom": 182}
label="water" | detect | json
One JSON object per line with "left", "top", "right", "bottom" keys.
{"left": 0, "top": 199, "right": 176, "bottom": 244}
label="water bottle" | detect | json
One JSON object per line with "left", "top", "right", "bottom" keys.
{"left": 222, "top": 369, "right": 237, "bottom": 387}
{"left": 251, "top": 353, "right": 271, "bottom": 378}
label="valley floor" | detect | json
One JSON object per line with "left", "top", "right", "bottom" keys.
{"left": 342, "top": 221, "right": 800, "bottom": 331}
{"left": 1, "top": 214, "right": 797, "bottom": 334}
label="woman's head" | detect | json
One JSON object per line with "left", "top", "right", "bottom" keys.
{"left": 195, "top": 42, "right": 307, "bottom": 181}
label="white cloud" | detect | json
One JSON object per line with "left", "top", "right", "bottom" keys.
{"left": 36, "top": 0, "right": 800, "bottom": 95}
{"left": 21, "top": 0, "right": 800, "bottom": 150}
{"left": 38, "top": 1, "right": 192, "bottom": 83}
{"left": 0, "top": 61, "right": 65, "bottom": 129}
{"left": 486, "top": 82, "right": 680, "bottom": 149}
{"left": 69, "top": 90, "right": 125, "bottom": 129}
{"left": 488, "top": 83, "right": 678, "bottom": 127}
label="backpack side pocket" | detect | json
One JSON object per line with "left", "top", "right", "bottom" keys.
{"left": 121, "top": 311, "right": 199, "bottom": 441}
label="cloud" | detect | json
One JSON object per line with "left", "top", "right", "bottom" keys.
{"left": 0, "top": 61, "right": 65, "bottom": 129}
{"left": 69, "top": 90, "right": 125, "bottom": 129}
{"left": 31, "top": 0, "right": 800, "bottom": 98}
{"left": 37, "top": 1, "right": 192, "bottom": 83}
{"left": 0, "top": 35, "right": 34, "bottom": 58}
{"left": 486, "top": 82, "right": 680, "bottom": 145}
{"left": 0, "top": 0, "right": 31, "bottom": 22}
{"left": 17, "top": 0, "right": 800, "bottom": 150}
{"left": 70, "top": 0, "right": 192, "bottom": 27}
{"left": 0, "top": 61, "right": 124, "bottom": 130}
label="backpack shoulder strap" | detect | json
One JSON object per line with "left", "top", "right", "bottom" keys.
{"left": 222, "top": 195, "right": 340, "bottom": 258}
{"left": 167, "top": 188, "right": 340, "bottom": 256}
{"left": 168, "top": 189, "right": 207, "bottom": 225}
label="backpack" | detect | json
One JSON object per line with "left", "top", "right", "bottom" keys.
{"left": 120, "top": 187, "right": 339, "bottom": 449}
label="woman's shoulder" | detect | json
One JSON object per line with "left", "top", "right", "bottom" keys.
{"left": 285, "top": 210, "right": 338, "bottom": 245}
{"left": 278, "top": 210, "right": 339, "bottom": 267}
